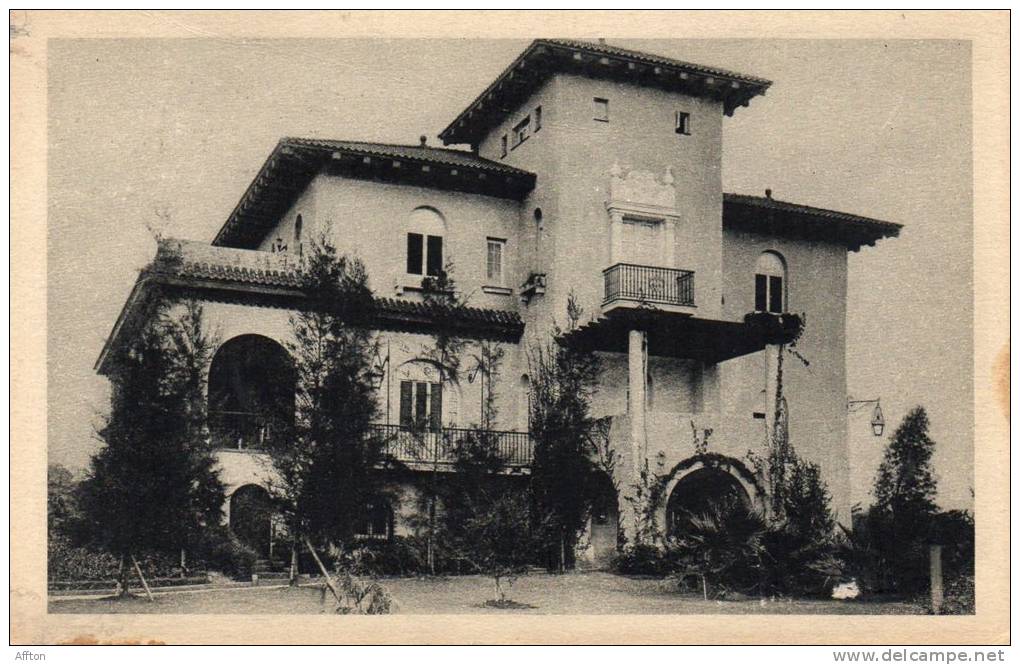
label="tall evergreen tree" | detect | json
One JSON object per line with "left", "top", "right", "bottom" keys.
{"left": 528, "top": 295, "right": 603, "bottom": 570}
{"left": 78, "top": 297, "right": 224, "bottom": 594}
{"left": 868, "top": 406, "right": 940, "bottom": 591}
{"left": 873, "top": 406, "right": 938, "bottom": 518}
{"left": 267, "top": 233, "right": 388, "bottom": 553}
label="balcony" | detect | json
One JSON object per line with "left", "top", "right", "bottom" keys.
{"left": 210, "top": 418, "right": 533, "bottom": 470}
{"left": 603, "top": 263, "right": 695, "bottom": 311}
{"left": 209, "top": 410, "right": 284, "bottom": 451}
{"left": 371, "top": 423, "right": 533, "bottom": 470}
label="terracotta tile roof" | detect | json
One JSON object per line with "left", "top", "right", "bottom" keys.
{"left": 440, "top": 39, "right": 771, "bottom": 145}
{"left": 723, "top": 192, "right": 902, "bottom": 251}
{"left": 539, "top": 39, "right": 771, "bottom": 87}
{"left": 282, "top": 137, "right": 534, "bottom": 178}
{"left": 213, "top": 137, "right": 536, "bottom": 249}
{"left": 97, "top": 240, "right": 523, "bottom": 374}
{"left": 374, "top": 296, "right": 524, "bottom": 329}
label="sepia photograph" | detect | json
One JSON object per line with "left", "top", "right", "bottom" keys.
{"left": 9, "top": 9, "right": 1009, "bottom": 648}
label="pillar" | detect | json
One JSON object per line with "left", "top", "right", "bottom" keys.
{"left": 628, "top": 329, "right": 648, "bottom": 485}
{"left": 764, "top": 343, "right": 782, "bottom": 442}
{"left": 610, "top": 211, "right": 625, "bottom": 265}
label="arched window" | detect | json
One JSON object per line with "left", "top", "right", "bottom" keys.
{"left": 754, "top": 251, "right": 787, "bottom": 313}
{"left": 406, "top": 207, "right": 446, "bottom": 277}
{"left": 519, "top": 374, "right": 531, "bottom": 432}
{"left": 294, "top": 214, "right": 303, "bottom": 256}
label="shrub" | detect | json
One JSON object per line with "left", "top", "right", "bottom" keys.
{"left": 667, "top": 498, "right": 767, "bottom": 599}
{"left": 611, "top": 543, "right": 673, "bottom": 577}
{"left": 48, "top": 535, "right": 190, "bottom": 583}
{"left": 48, "top": 535, "right": 120, "bottom": 582}
{"left": 197, "top": 526, "right": 259, "bottom": 579}
{"left": 339, "top": 536, "right": 429, "bottom": 577}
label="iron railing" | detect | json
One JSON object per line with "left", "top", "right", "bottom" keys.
{"left": 209, "top": 410, "right": 283, "bottom": 450}
{"left": 370, "top": 423, "right": 533, "bottom": 467}
{"left": 603, "top": 263, "right": 695, "bottom": 307}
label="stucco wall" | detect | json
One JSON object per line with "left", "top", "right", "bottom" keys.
{"left": 720, "top": 228, "right": 852, "bottom": 524}
{"left": 480, "top": 73, "right": 725, "bottom": 332}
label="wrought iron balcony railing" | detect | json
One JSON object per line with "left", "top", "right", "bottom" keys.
{"left": 603, "top": 263, "right": 695, "bottom": 307}
{"left": 370, "top": 423, "right": 533, "bottom": 467}
{"left": 209, "top": 410, "right": 285, "bottom": 450}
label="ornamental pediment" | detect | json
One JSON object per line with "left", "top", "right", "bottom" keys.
{"left": 608, "top": 162, "right": 677, "bottom": 211}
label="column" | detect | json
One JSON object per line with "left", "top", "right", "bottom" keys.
{"left": 609, "top": 210, "right": 625, "bottom": 265}
{"left": 763, "top": 343, "right": 782, "bottom": 442}
{"left": 628, "top": 329, "right": 647, "bottom": 484}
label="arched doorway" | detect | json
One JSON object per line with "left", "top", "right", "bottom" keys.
{"left": 665, "top": 467, "right": 750, "bottom": 538}
{"left": 230, "top": 484, "right": 273, "bottom": 556}
{"left": 208, "top": 335, "right": 295, "bottom": 449}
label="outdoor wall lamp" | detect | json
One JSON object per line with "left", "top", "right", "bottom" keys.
{"left": 847, "top": 397, "right": 885, "bottom": 437}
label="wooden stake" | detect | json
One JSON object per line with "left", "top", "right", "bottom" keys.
{"left": 303, "top": 536, "right": 342, "bottom": 607}
{"left": 130, "top": 554, "right": 154, "bottom": 602}
{"left": 930, "top": 544, "right": 944, "bottom": 614}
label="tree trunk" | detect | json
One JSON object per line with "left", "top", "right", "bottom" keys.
{"left": 288, "top": 540, "right": 298, "bottom": 586}
{"left": 117, "top": 554, "right": 129, "bottom": 598}
{"left": 559, "top": 529, "right": 566, "bottom": 573}
{"left": 701, "top": 574, "right": 708, "bottom": 601}
{"left": 180, "top": 548, "right": 186, "bottom": 578}
{"left": 427, "top": 495, "right": 436, "bottom": 575}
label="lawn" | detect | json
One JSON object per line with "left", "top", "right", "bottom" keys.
{"left": 49, "top": 571, "right": 920, "bottom": 615}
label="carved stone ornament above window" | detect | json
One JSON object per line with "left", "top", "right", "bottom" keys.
{"left": 608, "top": 162, "right": 677, "bottom": 212}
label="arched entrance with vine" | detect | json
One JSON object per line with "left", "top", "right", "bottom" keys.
{"left": 658, "top": 454, "right": 763, "bottom": 539}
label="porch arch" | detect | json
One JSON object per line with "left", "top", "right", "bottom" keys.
{"left": 208, "top": 334, "right": 296, "bottom": 449}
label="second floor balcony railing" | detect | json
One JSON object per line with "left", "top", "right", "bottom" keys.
{"left": 371, "top": 423, "right": 533, "bottom": 467}
{"left": 603, "top": 263, "right": 695, "bottom": 308}
{"left": 209, "top": 414, "right": 533, "bottom": 468}
{"left": 209, "top": 410, "right": 285, "bottom": 450}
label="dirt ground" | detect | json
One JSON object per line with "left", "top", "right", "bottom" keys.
{"left": 49, "top": 571, "right": 920, "bottom": 615}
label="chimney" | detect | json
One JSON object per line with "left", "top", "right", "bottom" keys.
{"left": 765, "top": 188, "right": 773, "bottom": 199}
{"left": 419, "top": 135, "right": 428, "bottom": 148}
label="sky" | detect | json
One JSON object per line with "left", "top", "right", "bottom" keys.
{"left": 46, "top": 38, "right": 974, "bottom": 511}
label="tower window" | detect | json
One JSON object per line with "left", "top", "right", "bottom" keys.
{"left": 500, "top": 134, "right": 508, "bottom": 157}
{"left": 512, "top": 116, "right": 530, "bottom": 148}
{"left": 593, "top": 98, "right": 609, "bottom": 122}
{"left": 675, "top": 111, "right": 691, "bottom": 135}
{"left": 534, "top": 105, "right": 542, "bottom": 131}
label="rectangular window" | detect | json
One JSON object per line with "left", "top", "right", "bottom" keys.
{"left": 426, "top": 235, "right": 443, "bottom": 276}
{"left": 593, "top": 97, "right": 609, "bottom": 122}
{"left": 406, "top": 233, "right": 424, "bottom": 275}
{"left": 755, "top": 273, "right": 784, "bottom": 313}
{"left": 675, "top": 111, "right": 691, "bottom": 135}
{"left": 500, "top": 134, "right": 508, "bottom": 157}
{"left": 512, "top": 116, "right": 530, "bottom": 148}
{"left": 534, "top": 105, "right": 542, "bottom": 131}
{"left": 486, "top": 238, "right": 505, "bottom": 284}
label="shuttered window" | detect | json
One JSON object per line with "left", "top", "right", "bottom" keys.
{"left": 426, "top": 235, "right": 443, "bottom": 277}
{"left": 407, "top": 233, "right": 424, "bottom": 275}
{"left": 399, "top": 380, "right": 442, "bottom": 430}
